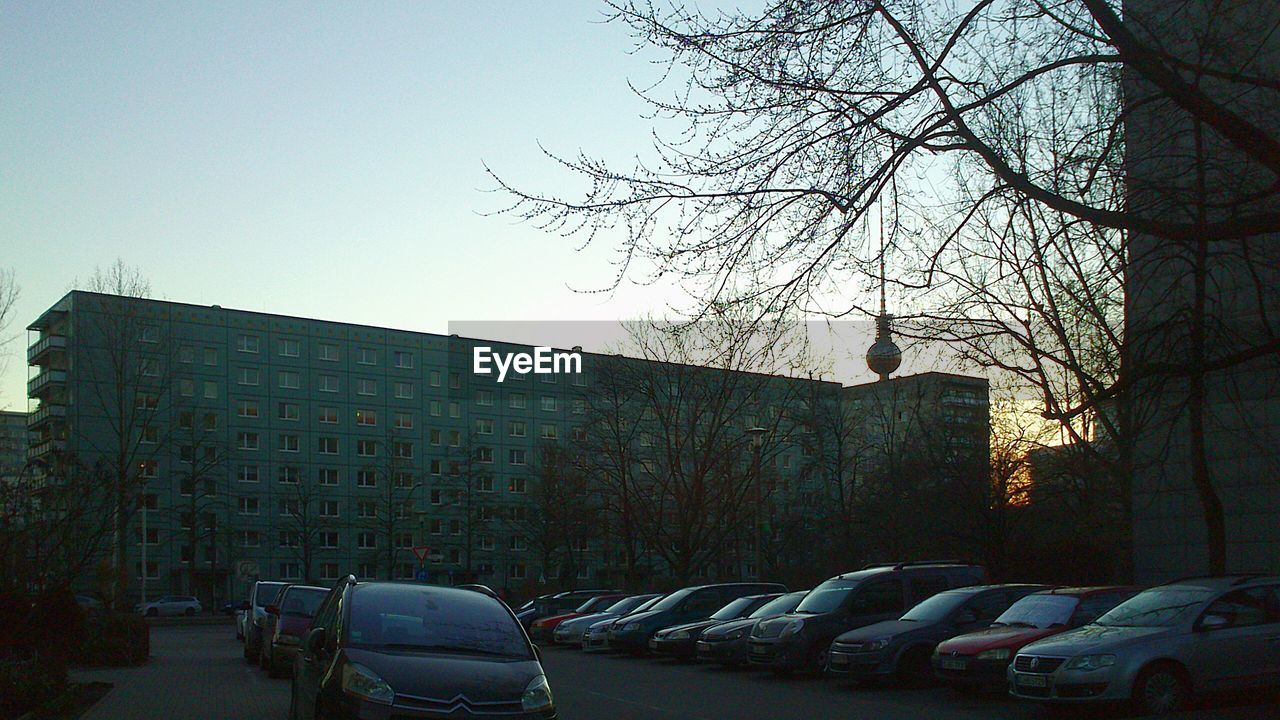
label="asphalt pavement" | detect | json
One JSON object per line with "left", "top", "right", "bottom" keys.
{"left": 67, "top": 624, "right": 1276, "bottom": 720}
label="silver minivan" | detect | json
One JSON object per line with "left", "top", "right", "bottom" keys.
{"left": 1009, "top": 574, "right": 1280, "bottom": 714}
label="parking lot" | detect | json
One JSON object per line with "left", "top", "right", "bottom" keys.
{"left": 69, "top": 623, "right": 1275, "bottom": 720}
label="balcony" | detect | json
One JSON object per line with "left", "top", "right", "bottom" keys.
{"left": 941, "top": 392, "right": 988, "bottom": 407}
{"left": 27, "top": 334, "right": 67, "bottom": 365}
{"left": 28, "top": 403, "right": 67, "bottom": 430}
{"left": 28, "top": 438, "right": 67, "bottom": 460}
{"left": 28, "top": 369, "right": 67, "bottom": 398}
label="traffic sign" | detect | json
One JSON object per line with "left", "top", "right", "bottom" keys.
{"left": 412, "top": 546, "right": 431, "bottom": 563}
{"left": 414, "top": 568, "right": 429, "bottom": 582}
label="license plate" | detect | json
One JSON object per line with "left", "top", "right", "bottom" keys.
{"left": 750, "top": 647, "right": 766, "bottom": 656}
{"left": 648, "top": 638, "right": 658, "bottom": 649}
{"left": 941, "top": 658, "right": 966, "bottom": 671}
{"left": 829, "top": 654, "right": 849, "bottom": 666}
{"left": 1016, "top": 674, "right": 1047, "bottom": 688}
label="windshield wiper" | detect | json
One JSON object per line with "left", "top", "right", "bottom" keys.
{"left": 1003, "top": 621, "right": 1038, "bottom": 628}
{"left": 375, "top": 643, "right": 515, "bottom": 657}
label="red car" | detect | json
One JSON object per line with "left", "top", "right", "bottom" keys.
{"left": 261, "top": 584, "right": 329, "bottom": 678}
{"left": 931, "top": 586, "right": 1138, "bottom": 691}
{"left": 529, "top": 593, "right": 625, "bottom": 643}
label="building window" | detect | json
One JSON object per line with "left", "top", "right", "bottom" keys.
{"left": 179, "top": 346, "right": 194, "bottom": 363}
{"left": 509, "top": 563, "right": 526, "bottom": 580}
{"left": 477, "top": 447, "right": 494, "bottom": 464}
{"left": 318, "top": 437, "right": 338, "bottom": 455}
{"left": 203, "top": 413, "right": 218, "bottom": 431}
{"left": 573, "top": 374, "right": 587, "bottom": 387}
{"left": 476, "top": 390, "right": 493, "bottom": 406}
{"left": 203, "top": 347, "right": 218, "bottom": 366}
{"left": 279, "top": 434, "right": 299, "bottom": 453}
{"left": 429, "top": 401, "right": 441, "bottom": 417}
{"left": 137, "top": 561, "right": 160, "bottom": 579}
{"left": 355, "top": 409, "right": 378, "bottom": 426}
{"left": 279, "top": 562, "right": 301, "bottom": 579}
{"left": 274, "top": 402, "right": 297, "bottom": 421}
{"left": 238, "top": 367, "right": 259, "bottom": 386}
{"left": 541, "top": 424, "right": 558, "bottom": 440}
{"left": 357, "top": 348, "right": 377, "bottom": 365}
{"left": 394, "top": 412, "right": 413, "bottom": 429}
{"left": 179, "top": 378, "right": 195, "bottom": 397}
{"left": 320, "top": 532, "right": 339, "bottom": 548}
{"left": 135, "top": 392, "right": 159, "bottom": 410}
{"left": 278, "top": 499, "right": 299, "bottom": 516}
{"left": 478, "top": 475, "right": 494, "bottom": 492}
{"left": 476, "top": 419, "right": 494, "bottom": 435}
{"left": 357, "top": 470, "right": 377, "bottom": 488}
{"left": 394, "top": 382, "right": 413, "bottom": 399}
{"left": 357, "top": 378, "right": 377, "bottom": 396}
{"left": 140, "top": 358, "right": 159, "bottom": 377}
{"left": 429, "top": 519, "right": 443, "bottom": 535}
{"left": 429, "top": 429, "right": 441, "bottom": 446}
{"left": 141, "top": 425, "right": 159, "bottom": 444}
{"left": 318, "top": 343, "right": 339, "bottom": 362}
{"left": 237, "top": 497, "right": 259, "bottom": 515}
{"left": 357, "top": 500, "right": 376, "bottom": 518}
{"left": 509, "top": 393, "right": 526, "bottom": 410}
{"left": 393, "top": 441, "right": 413, "bottom": 459}
{"left": 508, "top": 477, "right": 527, "bottom": 493}
{"left": 318, "top": 468, "right": 339, "bottom": 486}
{"left": 540, "top": 372, "right": 556, "bottom": 384}
{"left": 139, "top": 326, "right": 159, "bottom": 344}
{"left": 318, "top": 406, "right": 338, "bottom": 424}
{"left": 508, "top": 535, "right": 527, "bottom": 551}
{"left": 508, "top": 449, "right": 526, "bottom": 466}
{"left": 429, "top": 370, "right": 441, "bottom": 387}
{"left": 393, "top": 471, "right": 414, "bottom": 488}
{"left": 278, "top": 371, "right": 300, "bottom": 389}
{"left": 236, "top": 334, "right": 259, "bottom": 353}
{"left": 448, "top": 402, "right": 460, "bottom": 418}
{"left": 480, "top": 535, "right": 494, "bottom": 551}
{"left": 237, "top": 432, "right": 259, "bottom": 450}
{"left": 279, "top": 338, "right": 301, "bottom": 357}
{"left": 448, "top": 431, "right": 460, "bottom": 447}
{"left": 358, "top": 562, "right": 377, "bottom": 579}
{"left": 430, "top": 459, "right": 442, "bottom": 475}
{"left": 319, "top": 502, "right": 339, "bottom": 518}
{"left": 357, "top": 532, "right": 377, "bottom": 550}
{"left": 393, "top": 350, "right": 413, "bottom": 369}
{"left": 449, "top": 519, "right": 461, "bottom": 535}
{"left": 572, "top": 399, "right": 586, "bottom": 415}
{"left": 318, "top": 375, "right": 339, "bottom": 393}
{"left": 396, "top": 532, "right": 413, "bottom": 549}
{"left": 540, "top": 396, "right": 557, "bottom": 412}
{"left": 570, "top": 426, "right": 586, "bottom": 442}
{"left": 509, "top": 421, "right": 526, "bottom": 438}
{"left": 278, "top": 465, "right": 300, "bottom": 484}
{"left": 320, "top": 563, "right": 339, "bottom": 581}
{"left": 237, "top": 465, "right": 259, "bottom": 483}
{"left": 356, "top": 440, "right": 377, "bottom": 457}
{"left": 447, "top": 548, "right": 462, "bottom": 564}
{"left": 203, "top": 381, "right": 217, "bottom": 399}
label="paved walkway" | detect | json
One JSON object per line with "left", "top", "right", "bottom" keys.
{"left": 73, "top": 624, "right": 288, "bottom": 720}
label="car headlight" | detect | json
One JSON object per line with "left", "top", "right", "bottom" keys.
{"left": 275, "top": 634, "right": 300, "bottom": 646}
{"left": 865, "top": 638, "right": 891, "bottom": 651}
{"left": 669, "top": 630, "right": 690, "bottom": 641}
{"left": 724, "top": 629, "right": 744, "bottom": 641}
{"left": 780, "top": 619, "right": 804, "bottom": 638}
{"left": 522, "top": 674, "right": 554, "bottom": 712}
{"left": 1065, "top": 654, "right": 1116, "bottom": 672}
{"left": 341, "top": 662, "right": 394, "bottom": 705}
{"left": 976, "top": 648, "right": 1012, "bottom": 661}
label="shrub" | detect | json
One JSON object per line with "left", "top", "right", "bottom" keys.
{"left": 78, "top": 613, "right": 149, "bottom": 667}
{"left": 0, "top": 655, "right": 67, "bottom": 720}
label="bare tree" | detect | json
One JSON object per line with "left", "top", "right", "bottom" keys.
{"left": 276, "top": 477, "right": 329, "bottom": 585}
{"left": 0, "top": 268, "right": 19, "bottom": 390}
{"left": 170, "top": 404, "right": 229, "bottom": 598}
{"left": 359, "top": 426, "right": 423, "bottom": 580}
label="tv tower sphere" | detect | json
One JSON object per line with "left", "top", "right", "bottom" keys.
{"left": 866, "top": 314, "right": 902, "bottom": 381}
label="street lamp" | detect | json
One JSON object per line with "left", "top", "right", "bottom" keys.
{"left": 744, "top": 427, "right": 767, "bottom": 579}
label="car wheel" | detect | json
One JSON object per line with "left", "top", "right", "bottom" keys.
{"left": 146, "top": 607, "right": 158, "bottom": 617}
{"left": 810, "top": 646, "right": 828, "bottom": 676}
{"left": 184, "top": 607, "right": 195, "bottom": 616}
{"left": 1134, "top": 664, "right": 1190, "bottom": 715}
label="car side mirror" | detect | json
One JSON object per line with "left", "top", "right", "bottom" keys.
{"left": 1199, "top": 614, "right": 1229, "bottom": 631}
{"left": 265, "top": 604, "right": 279, "bottom": 616}
{"left": 304, "top": 628, "right": 326, "bottom": 654}
{"left": 238, "top": 600, "right": 251, "bottom": 611}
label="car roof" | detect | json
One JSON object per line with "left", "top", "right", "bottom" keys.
{"left": 828, "top": 563, "right": 982, "bottom": 582}
{"left": 675, "top": 582, "right": 786, "bottom": 592}
{"left": 930, "top": 584, "right": 1048, "bottom": 595}
{"left": 350, "top": 581, "right": 509, "bottom": 608}
{"left": 281, "top": 584, "right": 328, "bottom": 595}
{"left": 1158, "top": 574, "right": 1280, "bottom": 590}
{"left": 1040, "top": 585, "right": 1138, "bottom": 597}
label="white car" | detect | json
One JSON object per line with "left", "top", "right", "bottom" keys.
{"left": 135, "top": 595, "right": 202, "bottom": 617}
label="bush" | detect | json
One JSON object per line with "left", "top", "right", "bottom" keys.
{"left": 78, "top": 613, "right": 149, "bottom": 667}
{"left": 0, "top": 655, "right": 67, "bottom": 720}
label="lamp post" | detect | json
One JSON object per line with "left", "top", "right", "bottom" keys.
{"left": 744, "top": 427, "right": 767, "bottom": 579}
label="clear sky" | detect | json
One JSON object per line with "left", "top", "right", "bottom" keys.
{"left": 2, "top": 1, "right": 779, "bottom": 409}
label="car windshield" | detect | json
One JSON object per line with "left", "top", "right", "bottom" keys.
{"left": 606, "top": 595, "right": 653, "bottom": 615}
{"left": 255, "top": 583, "right": 286, "bottom": 606}
{"left": 280, "top": 588, "right": 328, "bottom": 618}
{"left": 794, "top": 580, "right": 857, "bottom": 614}
{"left": 348, "top": 586, "right": 531, "bottom": 659}
{"left": 710, "top": 597, "right": 757, "bottom": 621}
{"left": 633, "top": 595, "right": 665, "bottom": 612}
{"left": 648, "top": 588, "right": 694, "bottom": 612}
{"left": 1094, "top": 588, "right": 1214, "bottom": 628}
{"left": 994, "top": 594, "right": 1078, "bottom": 628}
{"left": 901, "top": 591, "right": 972, "bottom": 622}
{"left": 751, "top": 592, "right": 805, "bottom": 618}
{"left": 575, "top": 596, "right": 613, "bottom": 613}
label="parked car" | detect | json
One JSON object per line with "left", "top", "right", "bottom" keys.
{"left": 235, "top": 599, "right": 251, "bottom": 640}
{"left": 289, "top": 578, "right": 556, "bottom": 720}
{"left": 608, "top": 582, "right": 786, "bottom": 654}
{"left": 552, "top": 594, "right": 661, "bottom": 647}
{"left": 529, "top": 593, "right": 625, "bottom": 644}
{"left": 749, "top": 562, "right": 986, "bottom": 674}
{"left": 827, "top": 584, "right": 1049, "bottom": 683}
{"left": 135, "top": 595, "right": 202, "bottom": 617}
{"left": 583, "top": 595, "right": 666, "bottom": 652}
{"left": 650, "top": 593, "right": 782, "bottom": 659}
{"left": 1008, "top": 574, "right": 1280, "bottom": 715}
{"left": 76, "top": 595, "right": 105, "bottom": 611}
{"left": 697, "top": 590, "right": 808, "bottom": 666}
{"left": 243, "top": 581, "right": 288, "bottom": 662}
{"left": 523, "top": 588, "right": 621, "bottom": 630}
{"left": 514, "top": 594, "right": 554, "bottom": 629}
{"left": 261, "top": 584, "right": 329, "bottom": 678}
{"left": 219, "top": 600, "right": 243, "bottom": 616}
{"left": 932, "top": 586, "right": 1137, "bottom": 692}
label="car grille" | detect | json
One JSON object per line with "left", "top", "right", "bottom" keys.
{"left": 830, "top": 641, "right": 872, "bottom": 653}
{"left": 1014, "top": 655, "right": 1065, "bottom": 673}
{"left": 1014, "top": 683, "right": 1052, "bottom": 698}
{"left": 395, "top": 692, "right": 525, "bottom": 715}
